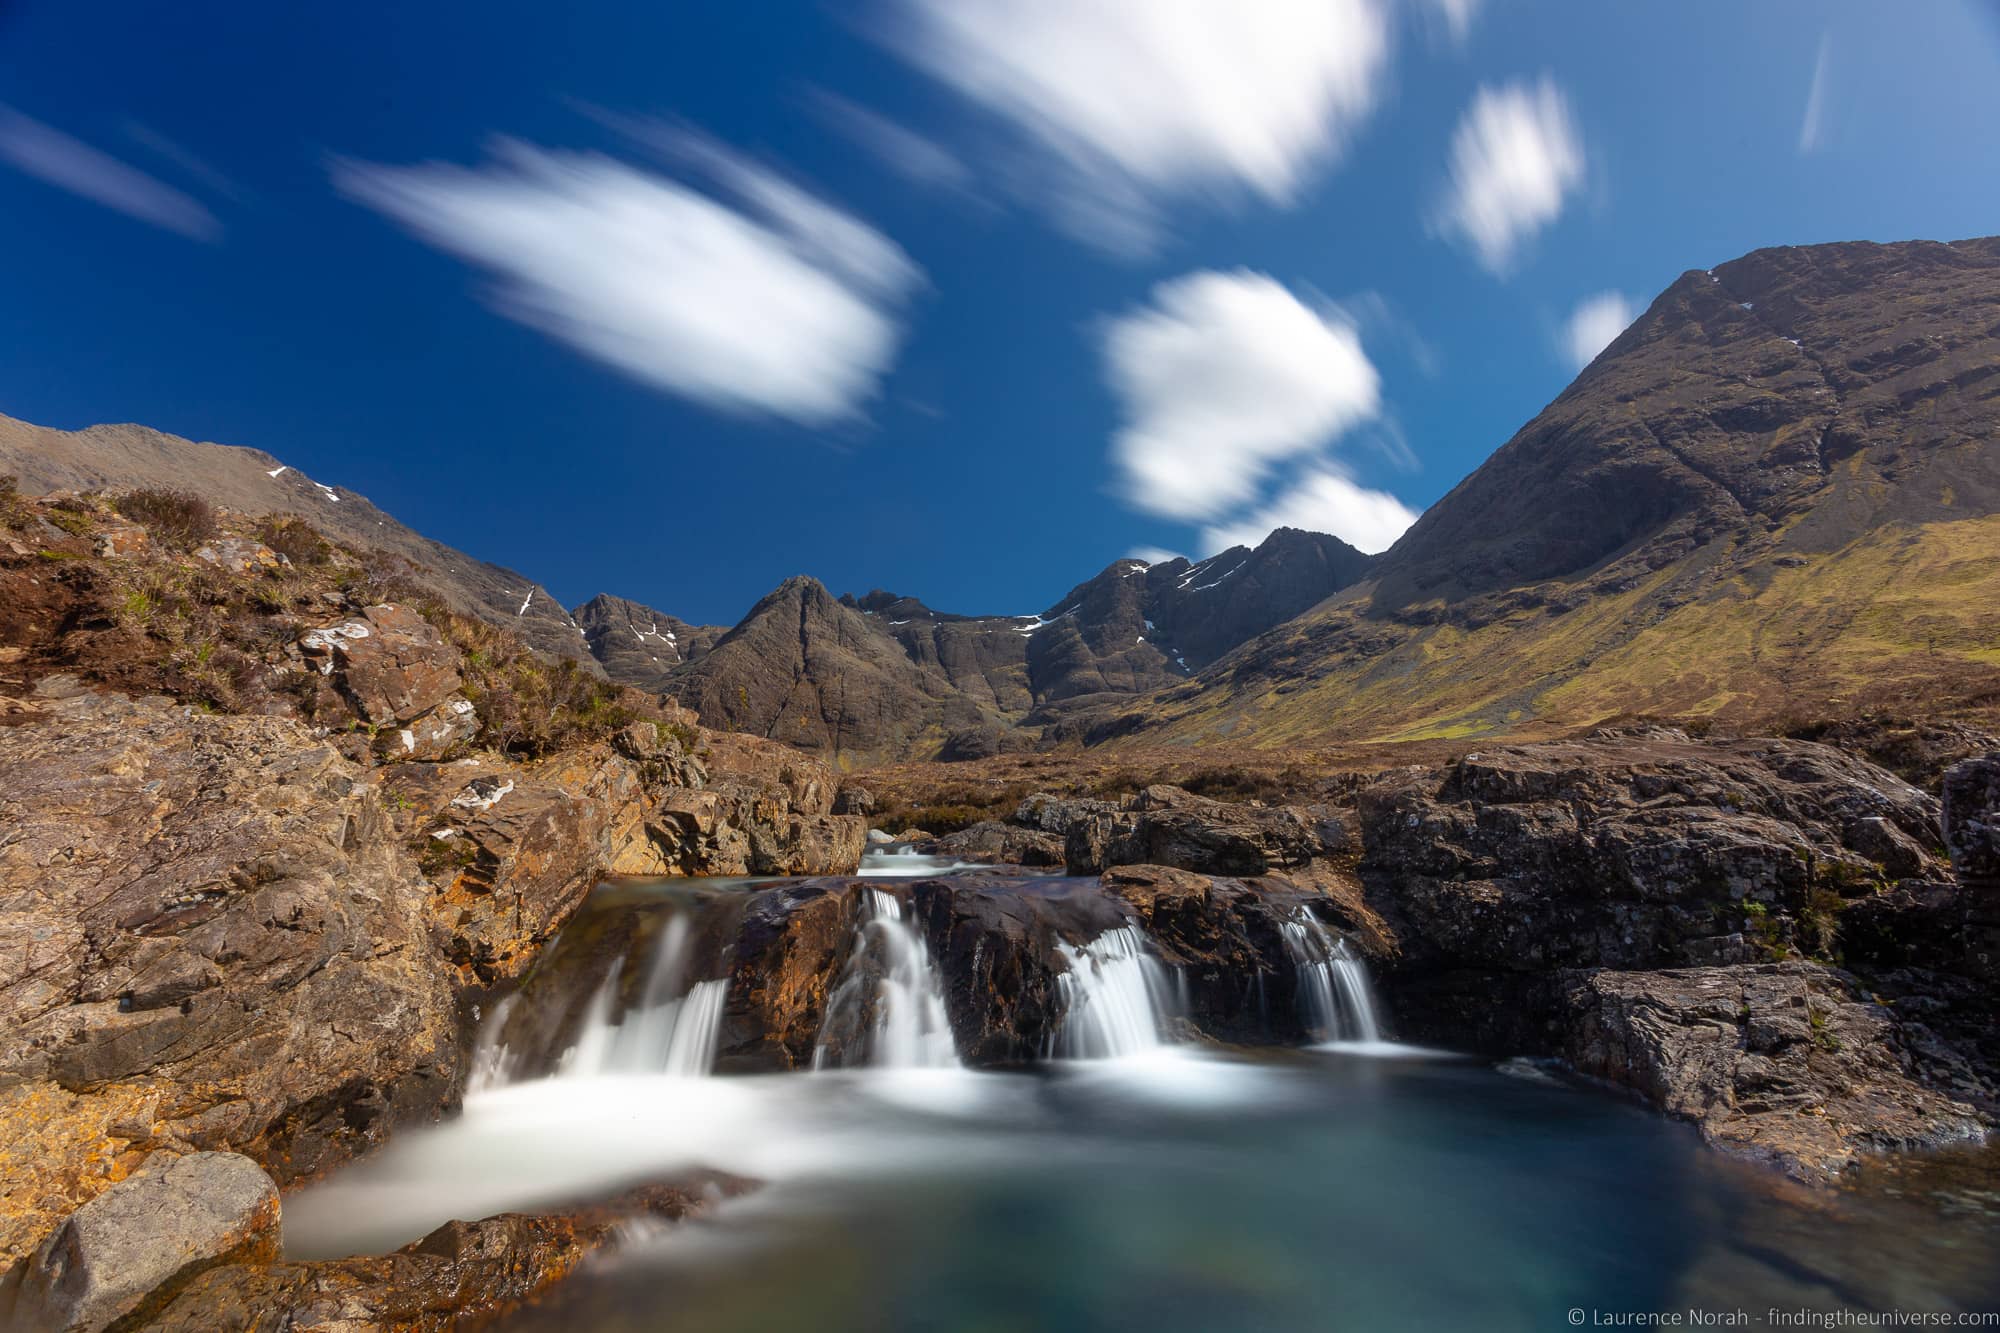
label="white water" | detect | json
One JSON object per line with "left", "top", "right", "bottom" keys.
{"left": 1054, "top": 925, "right": 1180, "bottom": 1059}
{"left": 815, "top": 889, "right": 959, "bottom": 1069}
{"left": 857, "top": 847, "right": 989, "bottom": 878}
{"left": 478, "top": 913, "right": 729, "bottom": 1084}
{"left": 1281, "top": 908, "right": 1384, "bottom": 1045}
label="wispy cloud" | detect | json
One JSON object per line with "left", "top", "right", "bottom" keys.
{"left": 333, "top": 136, "right": 922, "bottom": 426}
{"left": 1798, "top": 35, "right": 1831, "bottom": 154}
{"left": 1419, "top": 0, "right": 1482, "bottom": 47}
{"left": 124, "top": 122, "right": 245, "bottom": 203}
{"left": 1200, "top": 467, "right": 1416, "bottom": 556}
{"left": 1104, "top": 270, "right": 1382, "bottom": 523}
{"left": 875, "top": 0, "right": 1392, "bottom": 254}
{"left": 0, "top": 105, "right": 221, "bottom": 241}
{"left": 1433, "top": 77, "right": 1584, "bottom": 275}
{"left": 1560, "top": 291, "right": 1635, "bottom": 370}
{"left": 1126, "top": 545, "right": 1188, "bottom": 566}
{"left": 807, "top": 90, "right": 975, "bottom": 195}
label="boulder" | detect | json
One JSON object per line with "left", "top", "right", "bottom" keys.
{"left": 2, "top": 1151, "right": 280, "bottom": 1332}
{"left": 832, "top": 786, "right": 876, "bottom": 817}
{"left": 296, "top": 602, "right": 461, "bottom": 726}
{"left": 919, "top": 821, "right": 1066, "bottom": 867}
{"left": 0, "top": 692, "right": 455, "bottom": 1264}
{"left": 1064, "top": 785, "right": 1321, "bottom": 876}
{"left": 1561, "top": 963, "right": 1985, "bottom": 1183}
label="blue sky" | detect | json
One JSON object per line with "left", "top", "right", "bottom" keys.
{"left": 3, "top": 2, "right": 1997, "bottom": 627}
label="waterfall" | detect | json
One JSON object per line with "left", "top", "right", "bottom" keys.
{"left": 814, "top": 889, "right": 959, "bottom": 1069}
{"left": 519, "top": 913, "right": 730, "bottom": 1082}
{"left": 1281, "top": 908, "right": 1383, "bottom": 1044}
{"left": 1054, "top": 925, "right": 1179, "bottom": 1058}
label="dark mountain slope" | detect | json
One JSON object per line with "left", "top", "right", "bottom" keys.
{"left": 1111, "top": 236, "right": 2000, "bottom": 748}
{"left": 657, "top": 526, "right": 1375, "bottom": 762}
{"left": 571, "top": 593, "right": 724, "bottom": 693}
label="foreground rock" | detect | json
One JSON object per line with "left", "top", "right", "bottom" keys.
{"left": 1349, "top": 728, "right": 1997, "bottom": 1181}
{"left": 1563, "top": 963, "right": 1984, "bottom": 1181}
{"left": 0, "top": 693, "right": 455, "bottom": 1264}
{"left": 0, "top": 687, "right": 862, "bottom": 1267}
{"left": 137, "top": 1173, "right": 754, "bottom": 1331}
{"left": 1, "top": 1151, "right": 280, "bottom": 1332}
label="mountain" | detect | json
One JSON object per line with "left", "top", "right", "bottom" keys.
{"left": 656, "top": 527, "right": 1374, "bottom": 763}
{"left": 570, "top": 593, "right": 725, "bottom": 693}
{"left": 0, "top": 412, "right": 599, "bottom": 665}
{"left": 1102, "top": 236, "right": 2000, "bottom": 748}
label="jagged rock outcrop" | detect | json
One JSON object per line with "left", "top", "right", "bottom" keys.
{"left": 1062, "top": 784, "right": 1325, "bottom": 876}
{"left": 0, "top": 692, "right": 458, "bottom": 1265}
{"left": 1111, "top": 236, "right": 2000, "bottom": 748}
{"left": 570, "top": 593, "right": 723, "bottom": 693}
{"left": 1345, "top": 728, "right": 1995, "bottom": 1181}
{"left": 655, "top": 526, "right": 1373, "bottom": 762}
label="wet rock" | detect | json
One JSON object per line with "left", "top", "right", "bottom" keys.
{"left": 138, "top": 1174, "right": 754, "bottom": 1332}
{"left": 908, "top": 876, "right": 1132, "bottom": 1065}
{"left": 2, "top": 1151, "right": 280, "bottom": 1332}
{"left": 719, "top": 882, "right": 861, "bottom": 1069}
{"left": 832, "top": 785, "right": 876, "bottom": 817}
{"left": 0, "top": 692, "right": 455, "bottom": 1264}
{"left": 1012, "top": 792, "right": 1117, "bottom": 834}
{"left": 1561, "top": 963, "right": 1986, "bottom": 1183}
{"left": 296, "top": 602, "right": 461, "bottom": 726}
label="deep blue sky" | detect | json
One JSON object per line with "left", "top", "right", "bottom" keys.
{"left": 3, "top": 2, "right": 1997, "bottom": 626}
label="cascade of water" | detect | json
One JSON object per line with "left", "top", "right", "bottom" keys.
{"left": 1054, "top": 925, "right": 1178, "bottom": 1058}
{"left": 814, "top": 889, "right": 960, "bottom": 1069}
{"left": 464, "top": 994, "right": 519, "bottom": 1095}
{"left": 546, "top": 914, "right": 729, "bottom": 1080}
{"left": 1281, "top": 908, "right": 1383, "bottom": 1044}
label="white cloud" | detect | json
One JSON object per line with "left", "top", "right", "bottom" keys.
{"left": 1104, "top": 270, "right": 1382, "bottom": 522}
{"left": 0, "top": 105, "right": 220, "bottom": 241}
{"left": 333, "top": 138, "right": 920, "bottom": 425}
{"left": 1799, "top": 35, "right": 1830, "bottom": 154}
{"left": 880, "top": 0, "right": 1391, "bottom": 252}
{"left": 1560, "top": 291, "right": 1635, "bottom": 370}
{"left": 1433, "top": 77, "right": 1584, "bottom": 275}
{"left": 1126, "top": 545, "right": 1187, "bottom": 566}
{"left": 1200, "top": 468, "right": 1417, "bottom": 556}
{"left": 1420, "top": 0, "right": 1482, "bottom": 46}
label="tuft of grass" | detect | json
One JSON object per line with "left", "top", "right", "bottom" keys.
{"left": 115, "top": 488, "right": 217, "bottom": 551}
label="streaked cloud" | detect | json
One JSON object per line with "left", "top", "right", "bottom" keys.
{"left": 1103, "top": 269, "right": 1382, "bottom": 525}
{"left": 0, "top": 105, "right": 221, "bottom": 241}
{"left": 1799, "top": 36, "right": 1831, "bottom": 154}
{"left": 124, "top": 121, "right": 245, "bottom": 203}
{"left": 1433, "top": 77, "right": 1584, "bottom": 275}
{"left": 1419, "top": 0, "right": 1483, "bottom": 47}
{"left": 1200, "top": 467, "right": 1417, "bottom": 556}
{"left": 1560, "top": 291, "right": 1635, "bottom": 370}
{"left": 1126, "top": 545, "right": 1188, "bottom": 566}
{"left": 808, "top": 90, "right": 975, "bottom": 194}
{"left": 333, "top": 137, "right": 921, "bottom": 426}
{"left": 876, "top": 0, "right": 1391, "bottom": 253}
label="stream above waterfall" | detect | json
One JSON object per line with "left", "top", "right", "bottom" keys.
{"left": 286, "top": 872, "right": 2000, "bottom": 1328}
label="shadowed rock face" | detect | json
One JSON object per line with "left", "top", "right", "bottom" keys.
{"left": 1108, "top": 236, "right": 2000, "bottom": 746}
{"left": 570, "top": 592, "right": 724, "bottom": 693}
